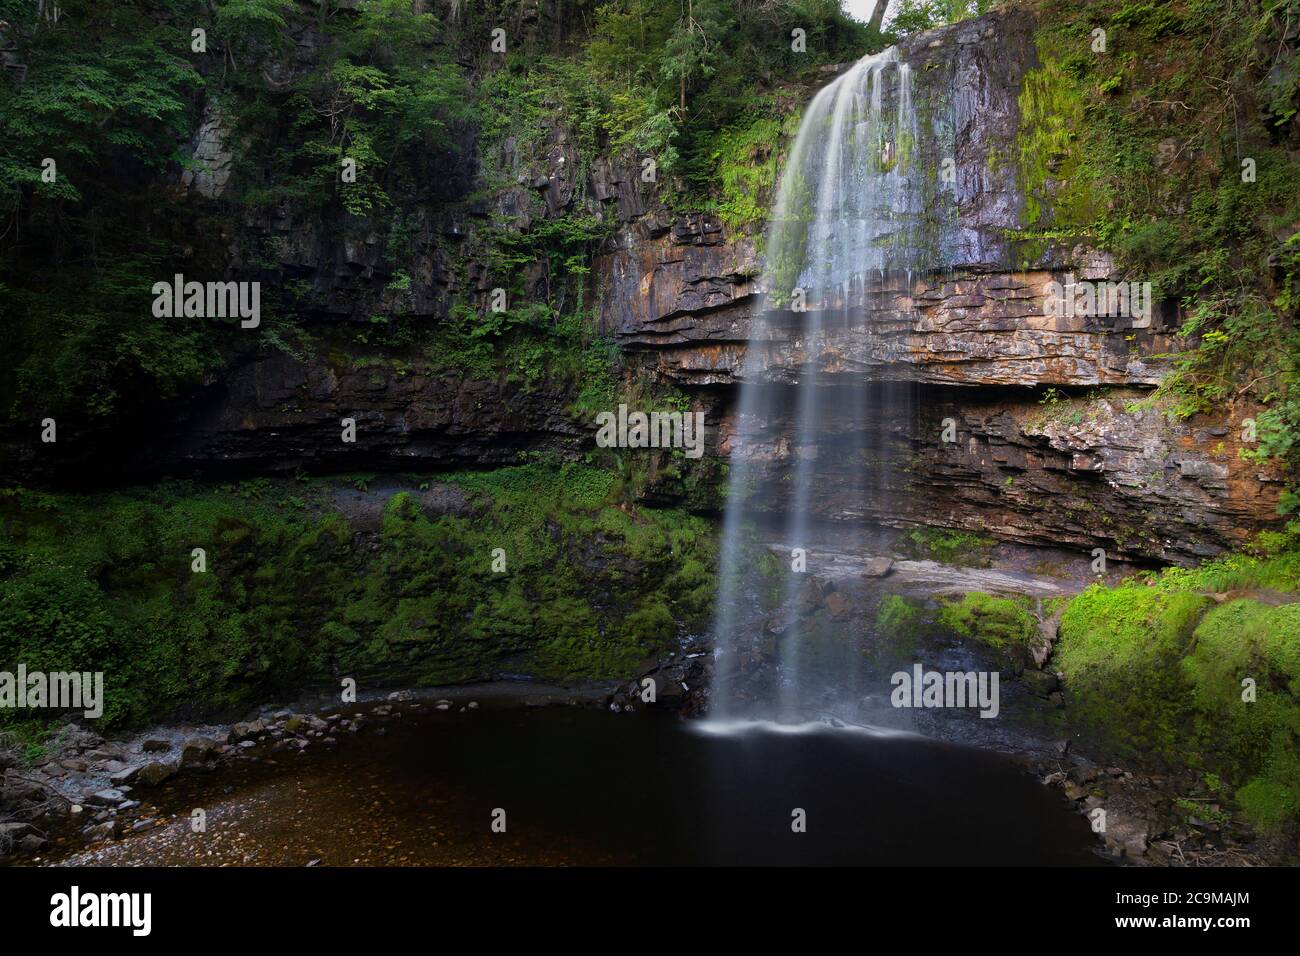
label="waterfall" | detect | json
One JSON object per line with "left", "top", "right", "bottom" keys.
{"left": 710, "top": 47, "right": 921, "bottom": 723}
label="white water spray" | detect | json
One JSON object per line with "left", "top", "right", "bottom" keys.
{"left": 711, "top": 47, "right": 921, "bottom": 721}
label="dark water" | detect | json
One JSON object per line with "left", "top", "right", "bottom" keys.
{"left": 53, "top": 708, "right": 1102, "bottom": 867}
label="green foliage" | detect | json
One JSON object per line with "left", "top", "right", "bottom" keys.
{"left": 0, "top": 1, "right": 202, "bottom": 214}
{"left": 1149, "top": 523, "right": 1300, "bottom": 594}
{"left": 1, "top": 239, "right": 224, "bottom": 419}
{"left": 233, "top": 0, "right": 470, "bottom": 215}
{"left": 703, "top": 106, "right": 799, "bottom": 231}
{"left": 1237, "top": 753, "right": 1300, "bottom": 832}
{"left": 660, "top": 0, "right": 737, "bottom": 109}
{"left": 1022, "top": 0, "right": 1300, "bottom": 504}
{"left": 0, "top": 1, "right": 215, "bottom": 420}
{"left": 215, "top": 0, "right": 295, "bottom": 60}
{"left": 0, "top": 0, "right": 871, "bottom": 424}
{"left": 579, "top": 0, "right": 874, "bottom": 219}
{"left": 891, "top": 0, "right": 996, "bottom": 37}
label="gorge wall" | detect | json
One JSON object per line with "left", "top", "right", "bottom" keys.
{"left": 0, "top": 4, "right": 1283, "bottom": 565}
{"left": 603, "top": 10, "right": 1284, "bottom": 563}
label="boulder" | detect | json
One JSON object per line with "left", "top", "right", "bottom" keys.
{"left": 1103, "top": 813, "right": 1150, "bottom": 860}
{"left": 825, "top": 590, "right": 852, "bottom": 620}
{"left": 179, "top": 736, "right": 218, "bottom": 768}
{"left": 135, "top": 760, "right": 177, "bottom": 787}
{"left": 864, "top": 556, "right": 895, "bottom": 578}
{"left": 108, "top": 765, "right": 141, "bottom": 786}
{"left": 232, "top": 719, "right": 267, "bottom": 742}
{"left": 82, "top": 820, "right": 119, "bottom": 843}
{"left": 18, "top": 833, "right": 48, "bottom": 854}
{"left": 0, "top": 821, "right": 37, "bottom": 850}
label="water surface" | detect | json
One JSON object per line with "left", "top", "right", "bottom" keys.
{"left": 52, "top": 707, "right": 1101, "bottom": 866}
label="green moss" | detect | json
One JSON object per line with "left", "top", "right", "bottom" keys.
{"left": 705, "top": 106, "right": 802, "bottom": 232}
{"left": 1056, "top": 575, "right": 1300, "bottom": 832}
{"left": 1043, "top": 595, "right": 1069, "bottom": 618}
{"left": 904, "top": 527, "right": 997, "bottom": 565}
{"left": 1015, "top": 57, "right": 1097, "bottom": 231}
{"left": 0, "top": 466, "right": 716, "bottom": 728}
{"left": 1055, "top": 586, "right": 1211, "bottom": 754}
{"left": 620, "top": 602, "right": 679, "bottom": 650}
{"left": 1184, "top": 601, "right": 1300, "bottom": 711}
{"left": 871, "top": 593, "right": 930, "bottom": 662}
{"left": 875, "top": 594, "right": 926, "bottom": 641}
{"left": 0, "top": 717, "right": 58, "bottom": 765}
{"left": 1181, "top": 600, "right": 1300, "bottom": 831}
{"left": 938, "top": 592, "right": 1037, "bottom": 650}
{"left": 1151, "top": 530, "right": 1300, "bottom": 595}
{"left": 1238, "top": 756, "right": 1300, "bottom": 834}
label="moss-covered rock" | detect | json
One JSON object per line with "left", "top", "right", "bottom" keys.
{"left": 0, "top": 464, "right": 717, "bottom": 728}
{"left": 939, "top": 592, "right": 1037, "bottom": 648}
{"left": 1055, "top": 585, "right": 1211, "bottom": 754}
{"left": 870, "top": 594, "right": 929, "bottom": 662}
{"left": 1055, "top": 580, "right": 1300, "bottom": 834}
{"left": 1182, "top": 600, "right": 1300, "bottom": 832}
{"left": 903, "top": 528, "right": 996, "bottom": 566}
{"left": 937, "top": 592, "right": 1039, "bottom": 673}
{"left": 875, "top": 594, "right": 926, "bottom": 641}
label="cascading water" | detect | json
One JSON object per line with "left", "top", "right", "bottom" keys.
{"left": 710, "top": 46, "right": 925, "bottom": 723}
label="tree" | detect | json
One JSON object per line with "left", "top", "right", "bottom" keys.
{"left": 868, "top": 0, "right": 889, "bottom": 33}
{"left": 661, "top": 0, "right": 734, "bottom": 112}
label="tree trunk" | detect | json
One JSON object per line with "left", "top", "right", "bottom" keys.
{"left": 868, "top": 0, "right": 890, "bottom": 33}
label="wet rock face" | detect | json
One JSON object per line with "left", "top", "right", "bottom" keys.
{"left": 614, "top": 267, "right": 1179, "bottom": 388}
{"left": 703, "top": 384, "right": 1281, "bottom": 563}
{"left": 600, "top": 10, "right": 1176, "bottom": 391}
{"left": 915, "top": 10, "right": 1040, "bottom": 270}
